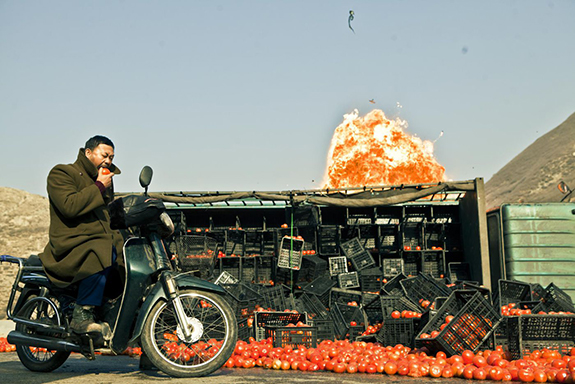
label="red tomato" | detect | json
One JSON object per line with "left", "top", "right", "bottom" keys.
{"left": 333, "top": 363, "right": 346, "bottom": 374}
{"left": 533, "top": 369, "right": 547, "bottom": 383}
{"left": 518, "top": 368, "right": 535, "bottom": 383}
{"left": 346, "top": 363, "right": 358, "bottom": 374}
{"left": 366, "top": 364, "right": 377, "bottom": 374}
{"left": 473, "top": 368, "right": 488, "bottom": 380}
{"left": 384, "top": 361, "right": 398, "bottom": 375}
{"left": 462, "top": 349, "right": 475, "bottom": 364}
{"left": 473, "top": 355, "right": 487, "bottom": 368}
{"left": 101, "top": 168, "right": 111, "bottom": 175}
{"left": 391, "top": 310, "right": 401, "bottom": 319}
{"left": 463, "top": 365, "right": 477, "bottom": 379}
{"left": 442, "top": 365, "right": 455, "bottom": 378}
{"left": 489, "top": 366, "right": 504, "bottom": 381}
{"left": 429, "top": 364, "right": 442, "bottom": 378}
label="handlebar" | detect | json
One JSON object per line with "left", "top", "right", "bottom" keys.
{"left": 1, "top": 255, "right": 22, "bottom": 264}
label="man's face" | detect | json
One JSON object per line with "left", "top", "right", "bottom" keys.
{"left": 85, "top": 144, "right": 115, "bottom": 169}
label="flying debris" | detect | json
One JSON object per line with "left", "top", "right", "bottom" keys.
{"left": 348, "top": 10, "right": 355, "bottom": 33}
{"left": 369, "top": 99, "right": 376, "bottom": 104}
{"left": 433, "top": 130, "right": 444, "bottom": 143}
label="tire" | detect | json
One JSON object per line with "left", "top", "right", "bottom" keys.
{"left": 141, "top": 290, "right": 237, "bottom": 378}
{"left": 15, "top": 296, "right": 71, "bottom": 372}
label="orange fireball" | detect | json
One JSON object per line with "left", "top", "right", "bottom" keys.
{"left": 323, "top": 109, "right": 445, "bottom": 189}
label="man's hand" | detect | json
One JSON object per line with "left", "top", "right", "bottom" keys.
{"left": 97, "top": 167, "right": 114, "bottom": 188}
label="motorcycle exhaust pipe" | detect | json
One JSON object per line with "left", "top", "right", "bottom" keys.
{"left": 7, "top": 330, "right": 83, "bottom": 353}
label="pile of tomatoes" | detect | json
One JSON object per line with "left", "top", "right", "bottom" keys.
{"left": 0, "top": 337, "right": 15, "bottom": 352}
{"left": 225, "top": 337, "right": 575, "bottom": 382}
{"left": 501, "top": 303, "right": 574, "bottom": 317}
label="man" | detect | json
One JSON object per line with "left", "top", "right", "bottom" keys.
{"left": 40, "top": 135, "right": 124, "bottom": 335}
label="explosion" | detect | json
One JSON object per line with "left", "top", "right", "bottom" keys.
{"left": 323, "top": 109, "right": 445, "bottom": 189}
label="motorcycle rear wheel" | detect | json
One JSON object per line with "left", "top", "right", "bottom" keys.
{"left": 141, "top": 289, "right": 237, "bottom": 378}
{"left": 15, "top": 296, "right": 71, "bottom": 372}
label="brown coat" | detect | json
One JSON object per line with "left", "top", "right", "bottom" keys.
{"left": 39, "top": 149, "right": 124, "bottom": 288}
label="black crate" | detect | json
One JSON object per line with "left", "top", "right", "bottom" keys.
{"left": 363, "top": 295, "right": 384, "bottom": 325}
{"left": 241, "top": 256, "right": 256, "bottom": 283}
{"left": 274, "top": 267, "right": 299, "bottom": 287}
{"left": 378, "top": 226, "right": 398, "bottom": 251}
{"left": 317, "top": 225, "right": 340, "bottom": 256}
{"left": 347, "top": 325, "right": 365, "bottom": 341}
{"left": 401, "top": 222, "right": 423, "bottom": 249}
{"left": 448, "top": 262, "right": 471, "bottom": 283}
{"left": 221, "top": 282, "right": 262, "bottom": 302}
{"left": 260, "top": 285, "right": 291, "bottom": 311}
{"left": 261, "top": 230, "right": 276, "bottom": 256}
{"left": 176, "top": 235, "right": 218, "bottom": 279}
{"left": 422, "top": 251, "right": 445, "bottom": 278}
{"left": 415, "top": 290, "right": 502, "bottom": 356}
{"left": 540, "top": 283, "right": 575, "bottom": 313}
{"left": 277, "top": 236, "right": 304, "bottom": 270}
{"left": 383, "top": 258, "right": 403, "bottom": 278}
{"left": 382, "top": 273, "right": 407, "bottom": 296}
{"left": 380, "top": 295, "right": 421, "bottom": 318}
{"left": 237, "top": 318, "right": 253, "bottom": 342}
{"left": 359, "top": 267, "right": 383, "bottom": 293}
{"left": 218, "top": 257, "right": 241, "bottom": 280}
{"left": 459, "top": 282, "right": 492, "bottom": 305}
{"left": 530, "top": 283, "right": 546, "bottom": 302}
{"left": 377, "top": 318, "right": 417, "bottom": 347}
{"left": 340, "top": 238, "right": 376, "bottom": 271}
{"left": 298, "top": 292, "right": 329, "bottom": 319}
{"left": 255, "top": 255, "right": 275, "bottom": 285}
{"left": 302, "top": 276, "right": 337, "bottom": 307}
{"left": 498, "top": 280, "right": 532, "bottom": 313}
{"left": 338, "top": 272, "right": 360, "bottom": 289}
{"left": 254, "top": 311, "right": 307, "bottom": 341}
{"left": 402, "top": 252, "right": 421, "bottom": 277}
{"left": 244, "top": 230, "right": 262, "bottom": 256}
{"left": 507, "top": 314, "right": 575, "bottom": 360}
{"left": 330, "top": 287, "right": 363, "bottom": 307}
{"left": 357, "top": 225, "right": 378, "bottom": 250}
{"left": 265, "top": 326, "right": 317, "bottom": 348}
{"left": 299, "top": 255, "right": 328, "bottom": 283}
{"left": 424, "top": 223, "right": 445, "bottom": 250}
{"left": 225, "top": 229, "right": 245, "bottom": 256}
{"left": 311, "top": 318, "right": 335, "bottom": 341}
{"left": 330, "top": 303, "right": 367, "bottom": 339}
{"left": 400, "top": 273, "right": 451, "bottom": 307}
{"left": 328, "top": 256, "right": 348, "bottom": 276}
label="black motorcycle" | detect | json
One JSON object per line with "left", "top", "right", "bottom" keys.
{"left": 1, "top": 166, "right": 237, "bottom": 377}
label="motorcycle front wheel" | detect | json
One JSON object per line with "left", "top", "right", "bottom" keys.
{"left": 141, "top": 289, "right": 237, "bottom": 378}
{"left": 15, "top": 295, "right": 71, "bottom": 372}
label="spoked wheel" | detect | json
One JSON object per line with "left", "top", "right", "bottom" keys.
{"left": 15, "top": 296, "right": 71, "bottom": 372}
{"left": 141, "top": 290, "right": 237, "bottom": 378}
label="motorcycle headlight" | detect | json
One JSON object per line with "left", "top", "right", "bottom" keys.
{"left": 158, "top": 212, "right": 175, "bottom": 238}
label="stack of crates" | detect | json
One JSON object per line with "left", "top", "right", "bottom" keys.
{"left": 317, "top": 225, "right": 340, "bottom": 256}
{"left": 340, "top": 238, "right": 376, "bottom": 271}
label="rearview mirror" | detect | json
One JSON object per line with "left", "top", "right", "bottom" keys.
{"left": 557, "top": 181, "right": 571, "bottom": 194}
{"left": 139, "top": 166, "right": 153, "bottom": 189}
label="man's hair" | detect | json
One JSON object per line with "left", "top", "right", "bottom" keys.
{"left": 85, "top": 135, "right": 115, "bottom": 150}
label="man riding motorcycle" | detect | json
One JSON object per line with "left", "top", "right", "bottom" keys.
{"left": 39, "top": 135, "right": 124, "bottom": 335}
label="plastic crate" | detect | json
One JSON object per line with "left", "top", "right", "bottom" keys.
{"left": 237, "top": 318, "right": 253, "bottom": 342}
{"left": 241, "top": 256, "right": 256, "bottom": 283}
{"left": 338, "top": 272, "right": 360, "bottom": 289}
{"left": 298, "top": 292, "right": 329, "bottom": 319}
{"left": 498, "top": 280, "right": 532, "bottom": 314}
{"left": 310, "top": 318, "right": 335, "bottom": 341}
{"left": 330, "top": 303, "right": 367, "bottom": 339}
{"left": 265, "top": 326, "right": 317, "bottom": 348}
{"left": 277, "top": 236, "right": 304, "bottom": 270}
{"left": 214, "top": 271, "right": 239, "bottom": 285}
{"left": 401, "top": 222, "right": 423, "bottom": 249}
{"left": 328, "top": 256, "right": 348, "bottom": 276}
{"left": 448, "top": 262, "right": 471, "bottom": 283}
{"left": 424, "top": 223, "right": 445, "bottom": 249}
{"left": 530, "top": 283, "right": 546, "bottom": 302}
{"left": 254, "top": 311, "right": 307, "bottom": 341}
{"left": 379, "top": 226, "right": 398, "bottom": 250}
{"left": 302, "top": 276, "right": 337, "bottom": 307}
{"left": 540, "top": 283, "right": 575, "bottom": 313}
{"left": 415, "top": 290, "right": 502, "bottom": 356}
{"left": 317, "top": 225, "right": 340, "bottom": 256}
{"left": 347, "top": 214, "right": 372, "bottom": 226}
{"left": 225, "top": 229, "right": 245, "bottom": 256}
{"left": 330, "top": 287, "right": 363, "bottom": 307}
{"left": 218, "top": 257, "right": 241, "bottom": 280}
{"left": 507, "top": 314, "right": 575, "bottom": 360}
{"left": 363, "top": 295, "right": 384, "bottom": 324}
{"left": 383, "top": 273, "right": 407, "bottom": 296}
{"left": 376, "top": 318, "right": 417, "bottom": 348}
{"left": 383, "top": 258, "right": 404, "bottom": 278}
{"left": 458, "top": 282, "right": 492, "bottom": 305}
{"left": 357, "top": 225, "right": 378, "bottom": 250}
{"left": 402, "top": 252, "right": 421, "bottom": 277}
{"left": 380, "top": 295, "right": 421, "bottom": 318}
{"left": 255, "top": 255, "right": 275, "bottom": 285}
{"left": 260, "top": 285, "right": 292, "bottom": 311}
{"left": 400, "top": 273, "right": 451, "bottom": 307}
{"left": 422, "top": 251, "right": 445, "bottom": 278}
{"left": 299, "top": 255, "right": 328, "bottom": 283}
{"left": 340, "top": 238, "right": 376, "bottom": 271}
{"left": 359, "top": 267, "right": 383, "bottom": 293}
{"left": 176, "top": 235, "right": 218, "bottom": 279}
{"left": 347, "top": 325, "right": 365, "bottom": 341}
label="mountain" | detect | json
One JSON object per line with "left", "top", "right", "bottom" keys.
{"left": 485, "top": 112, "right": 575, "bottom": 210}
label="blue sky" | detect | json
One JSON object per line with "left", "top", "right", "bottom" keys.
{"left": 1, "top": 1, "right": 574, "bottom": 196}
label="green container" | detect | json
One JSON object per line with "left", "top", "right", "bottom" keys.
{"left": 487, "top": 203, "right": 575, "bottom": 299}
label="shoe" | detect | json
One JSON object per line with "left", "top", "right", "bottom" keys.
{"left": 70, "top": 304, "right": 111, "bottom": 338}
{"left": 139, "top": 352, "right": 159, "bottom": 371}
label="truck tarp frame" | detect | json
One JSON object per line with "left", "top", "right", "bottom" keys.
{"left": 117, "top": 180, "right": 478, "bottom": 208}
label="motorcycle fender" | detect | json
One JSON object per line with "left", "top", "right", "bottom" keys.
{"left": 129, "top": 274, "right": 227, "bottom": 345}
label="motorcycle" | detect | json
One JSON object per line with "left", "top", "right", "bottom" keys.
{"left": 1, "top": 166, "right": 237, "bottom": 377}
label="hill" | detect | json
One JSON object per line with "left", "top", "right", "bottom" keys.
{"left": 485, "top": 112, "right": 575, "bottom": 209}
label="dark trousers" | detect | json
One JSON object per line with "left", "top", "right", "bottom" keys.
{"left": 76, "top": 247, "right": 117, "bottom": 307}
